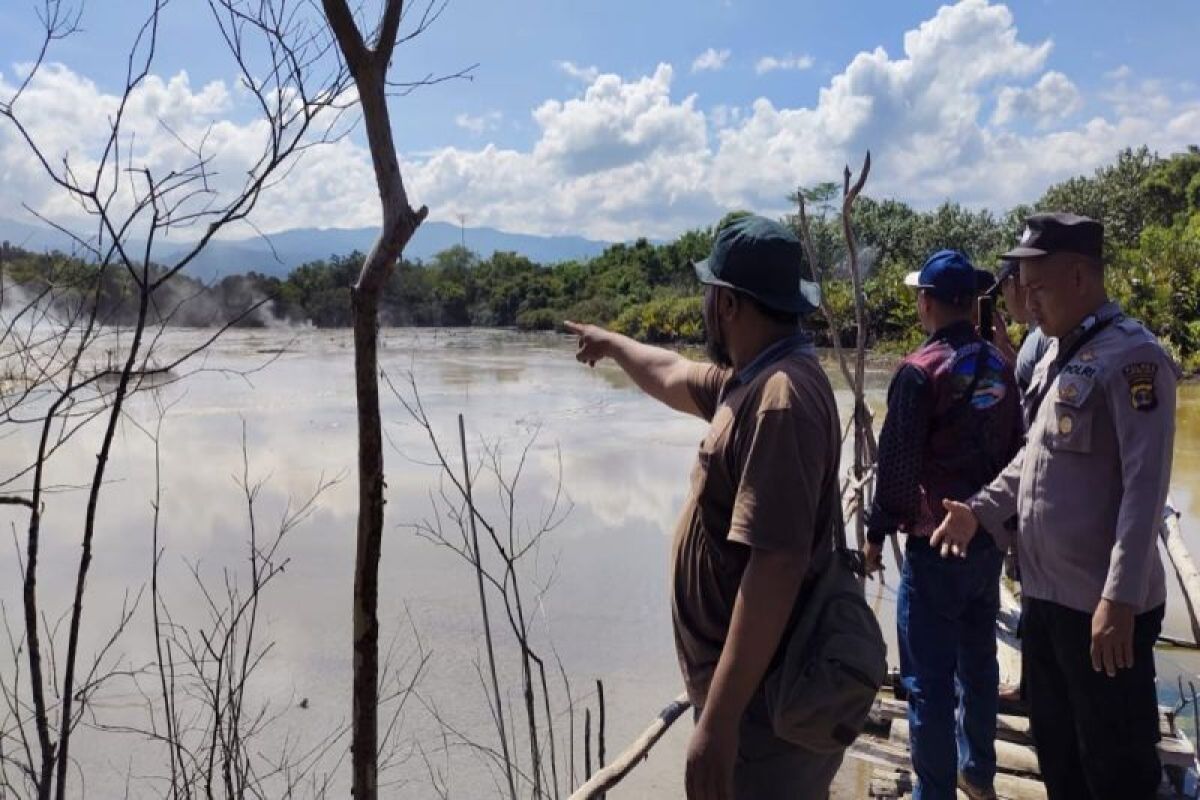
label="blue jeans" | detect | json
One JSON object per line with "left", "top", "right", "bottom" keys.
{"left": 897, "top": 542, "right": 1003, "bottom": 799}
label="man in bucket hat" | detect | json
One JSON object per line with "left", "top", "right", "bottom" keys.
{"left": 565, "top": 214, "right": 847, "bottom": 799}
{"left": 864, "top": 249, "right": 1022, "bottom": 800}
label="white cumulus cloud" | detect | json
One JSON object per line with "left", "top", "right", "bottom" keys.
{"left": 754, "top": 54, "right": 815, "bottom": 75}
{"left": 530, "top": 64, "right": 706, "bottom": 176}
{"left": 557, "top": 61, "right": 600, "bottom": 83}
{"left": 455, "top": 110, "right": 503, "bottom": 135}
{"left": 993, "top": 71, "right": 1083, "bottom": 128}
{"left": 691, "top": 48, "right": 731, "bottom": 73}
{"left": 403, "top": 64, "right": 717, "bottom": 240}
{"left": 0, "top": 63, "right": 376, "bottom": 243}
{"left": 4, "top": 0, "right": 1199, "bottom": 246}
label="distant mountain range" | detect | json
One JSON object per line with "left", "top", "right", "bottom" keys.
{"left": 0, "top": 216, "right": 614, "bottom": 281}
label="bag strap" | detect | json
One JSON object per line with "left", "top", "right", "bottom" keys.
{"left": 1026, "top": 314, "right": 1119, "bottom": 423}
{"left": 931, "top": 341, "right": 989, "bottom": 433}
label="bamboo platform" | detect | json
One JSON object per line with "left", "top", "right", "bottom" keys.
{"left": 853, "top": 681, "right": 1196, "bottom": 798}
{"left": 850, "top": 574, "right": 1199, "bottom": 799}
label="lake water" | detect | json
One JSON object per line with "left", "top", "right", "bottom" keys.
{"left": 0, "top": 327, "right": 1197, "bottom": 798}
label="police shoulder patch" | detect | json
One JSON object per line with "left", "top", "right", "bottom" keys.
{"left": 1122, "top": 362, "right": 1158, "bottom": 412}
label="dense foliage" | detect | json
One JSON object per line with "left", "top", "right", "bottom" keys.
{"left": 3, "top": 146, "right": 1198, "bottom": 371}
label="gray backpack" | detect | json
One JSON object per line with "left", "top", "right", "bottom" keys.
{"left": 763, "top": 548, "right": 887, "bottom": 753}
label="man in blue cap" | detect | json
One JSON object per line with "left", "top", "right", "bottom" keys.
{"left": 863, "top": 250, "right": 1022, "bottom": 800}
{"left": 565, "top": 214, "right": 849, "bottom": 799}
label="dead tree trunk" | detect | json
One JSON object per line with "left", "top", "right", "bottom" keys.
{"left": 793, "top": 154, "right": 878, "bottom": 559}
{"left": 842, "top": 154, "right": 873, "bottom": 562}
{"left": 320, "top": 2, "right": 429, "bottom": 796}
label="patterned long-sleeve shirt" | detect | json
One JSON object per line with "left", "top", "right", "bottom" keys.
{"left": 866, "top": 363, "right": 932, "bottom": 544}
{"left": 867, "top": 320, "right": 1021, "bottom": 545}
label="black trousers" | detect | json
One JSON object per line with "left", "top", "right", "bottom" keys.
{"left": 1022, "top": 598, "right": 1164, "bottom": 800}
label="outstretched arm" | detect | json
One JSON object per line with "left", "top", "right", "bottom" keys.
{"left": 565, "top": 320, "right": 712, "bottom": 418}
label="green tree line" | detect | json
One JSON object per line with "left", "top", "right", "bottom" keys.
{"left": 3, "top": 145, "right": 1198, "bottom": 370}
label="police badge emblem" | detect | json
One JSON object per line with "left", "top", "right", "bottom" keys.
{"left": 1122, "top": 362, "right": 1158, "bottom": 412}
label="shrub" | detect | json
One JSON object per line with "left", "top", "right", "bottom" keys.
{"left": 612, "top": 295, "right": 703, "bottom": 343}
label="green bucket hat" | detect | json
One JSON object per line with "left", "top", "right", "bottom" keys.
{"left": 692, "top": 215, "right": 821, "bottom": 315}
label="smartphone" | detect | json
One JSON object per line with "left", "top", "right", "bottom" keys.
{"left": 978, "top": 295, "right": 995, "bottom": 343}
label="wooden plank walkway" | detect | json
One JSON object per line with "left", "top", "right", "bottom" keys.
{"left": 853, "top": 683, "right": 1195, "bottom": 798}
{"left": 853, "top": 671, "right": 1196, "bottom": 797}
{"left": 850, "top": 539, "right": 1199, "bottom": 798}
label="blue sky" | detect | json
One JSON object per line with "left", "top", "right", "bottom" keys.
{"left": 2, "top": 0, "right": 1198, "bottom": 241}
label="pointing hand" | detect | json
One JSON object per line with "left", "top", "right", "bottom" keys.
{"left": 563, "top": 320, "right": 612, "bottom": 367}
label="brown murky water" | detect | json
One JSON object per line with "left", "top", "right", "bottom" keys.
{"left": 0, "top": 328, "right": 1195, "bottom": 797}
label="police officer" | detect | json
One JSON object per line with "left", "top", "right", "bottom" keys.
{"left": 931, "top": 212, "right": 1180, "bottom": 800}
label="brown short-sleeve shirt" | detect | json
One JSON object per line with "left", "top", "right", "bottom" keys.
{"left": 672, "top": 352, "right": 842, "bottom": 707}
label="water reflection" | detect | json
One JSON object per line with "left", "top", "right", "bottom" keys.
{"left": 0, "top": 329, "right": 1195, "bottom": 797}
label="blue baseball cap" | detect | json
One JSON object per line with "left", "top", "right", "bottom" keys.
{"left": 692, "top": 215, "right": 821, "bottom": 315}
{"left": 904, "top": 250, "right": 980, "bottom": 302}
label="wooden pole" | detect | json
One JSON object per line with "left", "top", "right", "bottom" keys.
{"left": 569, "top": 695, "right": 690, "bottom": 800}
{"left": 1159, "top": 502, "right": 1200, "bottom": 645}
{"left": 868, "top": 768, "right": 1048, "bottom": 800}
{"left": 890, "top": 718, "right": 1041, "bottom": 776}
{"left": 841, "top": 153, "right": 873, "bottom": 569}
{"left": 596, "top": 679, "right": 606, "bottom": 774}
{"left": 584, "top": 709, "right": 592, "bottom": 781}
